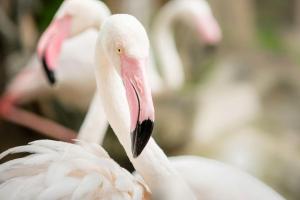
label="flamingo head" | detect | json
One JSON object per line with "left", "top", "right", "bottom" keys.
{"left": 179, "top": 0, "right": 222, "bottom": 46}
{"left": 37, "top": 0, "right": 110, "bottom": 85}
{"left": 97, "top": 15, "right": 155, "bottom": 158}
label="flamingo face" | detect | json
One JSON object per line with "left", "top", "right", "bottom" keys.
{"left": 37, "top": 0, "right": 110, "bottom": 85}
{"left": 98, "top": 15, "right": 155, "bottom": 157}
{"left": 195, "top": 12, "right": 222, "bottom": 45}
{"left": 179, "top": 0, "right": 222, "bottom": 45}
{"left": 37, "top": 15, "right": 72, "bottom": 85}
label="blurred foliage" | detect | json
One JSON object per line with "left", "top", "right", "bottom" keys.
{"left": 255, "top": 0, "right": 292, "bottom": 53}
{"left": 257, "top": 27, "right": 285, "bottom": 53}
{"left": 35, "top": 0, "right": 61, "bottom": 31}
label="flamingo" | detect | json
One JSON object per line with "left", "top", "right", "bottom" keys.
{"left": 79, "top": 0, "right": 222, "bottom": 152}
{"left": 0, "top": 14, "right": 285, "bottom": 200}
{"left": 87, "top": 14, "right": 284, "bottom": 200}
{"left": 68, "top": 0, "right": 222, "bottom": 146}
{"left": 151, "top": 0, "right": 222, "bottom": 90}
{"left": 0, "top": 0, "right": 111, "bottom": 142}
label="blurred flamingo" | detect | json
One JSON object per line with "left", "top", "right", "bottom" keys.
{"left": 0, "top": 0, "right": 111, "bottom": 142}
{"left": 151, "top": 0, "right": 222, "bottom": 91}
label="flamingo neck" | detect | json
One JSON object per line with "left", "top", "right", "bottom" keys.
{"left": 95, "top": 49, "right": 178, "bottom": 188}
{"left": 78, "top": 93, "right": 107, "bottom": 143}
{"left": 147, "top": 51, "right": 164, "bottom": 94}
{"left": 152, "top": 4, "right": 184, "bottom": 90}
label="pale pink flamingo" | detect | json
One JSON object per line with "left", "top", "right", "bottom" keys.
{"left": 79, "top": 0, "right": 223, "bottom": 145}
{"left": 0, "top": 14, "right": 284, "bottom": 200}
{"left": 0, "top": 0, "right": 111, "bottom": 142}
{"left": 151, "top": 0, "right": 222, "bottom": 90}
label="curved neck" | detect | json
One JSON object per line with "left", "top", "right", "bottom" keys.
{"left": 147, "top": 50, "right": 164, "bottom": 94}
{"left": 77, "top": 93, "right": 108, "bottom": 143}
{"left": 95, "top": 46, "right": 178, "bottom": 187}
{"left": 152, "top": 5, "right": 184, "bottom": 90}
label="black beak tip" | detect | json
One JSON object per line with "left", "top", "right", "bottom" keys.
{"left": 41, "top": 55, "right": 56, "bottom": 85}
{"left": 131, "top": 119, "right": 154, "bottom": 158}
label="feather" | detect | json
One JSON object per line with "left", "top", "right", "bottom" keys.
{"left": 71, "top": 173, "right": 103, "bottom": 200}
{"left": 37, "top": 177, "right": 80, "bottom": 200}
{"left": 0, "top": 140, "right": 147, "bottom": 199}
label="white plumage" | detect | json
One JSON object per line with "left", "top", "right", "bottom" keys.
{"left": 0, "top": 140, "right": 285, "bottom": 200}
{"left": 170, "top": 156, "right": 284, "bottom": 200}
{"left": 0, "top": 140, "right": 148, "bottom": 200}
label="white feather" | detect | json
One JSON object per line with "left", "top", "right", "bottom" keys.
{"left": 71, "top": 173, "right": 103, "bottom": 200}
{"left": 0, "top": 140, "right": 147, "bottom": 200}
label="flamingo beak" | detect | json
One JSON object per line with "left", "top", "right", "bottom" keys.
{"left": 120, "top": 55, "right": 155, "bottom": 158}
{"left": 196, "top": 13, "right": 222, "bottom": 45}
{"left": 37, "top": 15, "right": 72, "bottom": 85}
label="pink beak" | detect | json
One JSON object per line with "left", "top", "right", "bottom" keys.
{"left": 120, "top": 55, "right": 155, "bottom": 158}
{"left": 37, "top": 15, "right": 72, "bottom": 85}
{"left": 196, "top": 13, "right": 222, "bottom": 45}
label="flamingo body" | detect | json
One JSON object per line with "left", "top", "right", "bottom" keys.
{"left": 0, "top": 141, "right": 285, "bottom": 200}
{"left": 171, "top": 156, "right": 284, "bottom": 200}
{"left": 0, "top": 140, "right": 148, "bottom": 200}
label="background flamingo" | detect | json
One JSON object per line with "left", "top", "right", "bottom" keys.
{"left": 151, "top": 0, "right": 221, "bottom": 90}
{"left": 0, "top": 0, "right": 111, "bottom": 142}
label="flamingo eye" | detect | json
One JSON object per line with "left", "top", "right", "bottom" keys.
{"left": 117, "top": 48, "right": 122, "bottom": 54}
